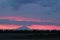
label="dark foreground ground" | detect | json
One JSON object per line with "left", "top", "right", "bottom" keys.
{"left": 0, "top": 30, "right": 60, "bottom": 40}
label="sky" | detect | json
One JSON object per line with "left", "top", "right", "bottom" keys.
{"left": 0, "top": 0, "right": 60, "bottom": 30}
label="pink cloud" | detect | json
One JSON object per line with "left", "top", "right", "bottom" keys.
{"left": 0, "top": 16, "right": 60, "bottom": 30}
{"left": 0, "top": 16, "right": 54, "bottom": 22}
{"left": 28, "top": 24, "right": 60, "bottom": 30}
{"left": 0, "top": 24, "right": 22, "bottom": 30}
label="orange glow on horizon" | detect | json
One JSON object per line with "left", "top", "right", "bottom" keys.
{"left": 28, "top": 25, "right": 60, "bottom": 30}
{"left": 0, "top": 24, "right": 22, "bottom": 30}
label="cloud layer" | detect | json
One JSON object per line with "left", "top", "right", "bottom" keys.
{"left": 0, "top": 0, "right": 60, "bottom": 30}
{"left": 0, "top": 16, "right": 60, "bottom": 30}
{"left": 0, "top": 0, "right": 59, "bottom": 22}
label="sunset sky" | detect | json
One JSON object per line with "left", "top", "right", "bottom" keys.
{"left": 0, "top": 0, "right": 60, "bottom": 30}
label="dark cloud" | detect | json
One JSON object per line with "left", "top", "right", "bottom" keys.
{"left": 0, "top": 0, "right": 38, "bottom": 10}
{"left": 0, "top": 0, "right": 57, "bottom": 10}
{"left": 0, "top": 0, "right": 60, "bottom": 23}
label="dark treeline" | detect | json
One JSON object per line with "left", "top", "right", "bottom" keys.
{"left": 0, "top": 30, "right": 60, "bottom": 33}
